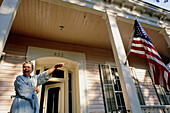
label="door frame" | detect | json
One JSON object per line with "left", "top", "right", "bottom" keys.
{"left": 26, "top": 46, "right": 87, "bottom": 113}
{"left": 43, "top": 83, "right": 64, "bottom": 113}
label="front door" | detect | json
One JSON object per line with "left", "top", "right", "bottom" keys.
{"left": 34, "top": 57, "right": 80, "bottom": 113}
{"left": 36, "top": 67, "right": 72, "bottom": 113}
{"left": 43, "top": 83, "right": 64, "bottom": 113}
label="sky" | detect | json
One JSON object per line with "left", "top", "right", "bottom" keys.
{"left": 142, "top": 0, "right": 170, "bottom": 11}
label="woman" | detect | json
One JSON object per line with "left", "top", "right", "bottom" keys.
{"left": 10, "top": 61, "right": 63, "bottom": 113}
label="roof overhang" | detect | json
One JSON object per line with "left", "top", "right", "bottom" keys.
{"left": 9, "top": 0, "right": 170, "bottom": 60}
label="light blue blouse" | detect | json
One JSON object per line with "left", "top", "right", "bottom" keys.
{"left": 10, "top": 71, "right": 52, "bottom": 113}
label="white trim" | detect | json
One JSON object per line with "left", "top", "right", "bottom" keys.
{"left": 26, "top": 46, "right": 88, "bottom": 113}
{"left": 43, "top": 83, "right": 64, "bottom": 113}
{"left": 106, "top": 12, "right": 142, "bottom": 113}
{"left": 40, "top": 0, "right": 169, "bottom": 28}
{"left": 159, "top": 28, "right": 170, "bottom": 48}
{"left": 0, "top": 0, "right": 20, "bottom": 56}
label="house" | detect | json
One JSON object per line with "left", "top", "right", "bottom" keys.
{"left": 0, "top": 0, "right": 170, "bottom": 113}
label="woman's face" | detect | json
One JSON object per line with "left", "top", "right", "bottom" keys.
{"left": 23, "top": 63, "right": 33, "bottom": 77}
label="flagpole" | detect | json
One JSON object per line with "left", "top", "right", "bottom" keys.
{"left": 124, "top": 23, "right": 135, "bottom": 65}
{"left": 124, "top": 17, "right": 138, "bottom": 65}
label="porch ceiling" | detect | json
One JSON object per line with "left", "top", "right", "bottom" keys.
{"left": 10, "top": 0, "right": 170, "bottom": 60}
{"left": 10, "top": 0, "right": 111, "bottom": 49}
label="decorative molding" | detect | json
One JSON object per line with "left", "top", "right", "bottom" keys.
{"left": 159, "top": 28, "right": 170, "bottom": 48}
{"left": 0, "top": 0, "right": 21, "bottom": 57}
{"left": 47, "top": 0, "right": 170, "bottom": 28}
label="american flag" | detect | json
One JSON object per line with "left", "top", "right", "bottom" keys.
{"left": 129, "top": 20, "right": 170, "bottom": 91}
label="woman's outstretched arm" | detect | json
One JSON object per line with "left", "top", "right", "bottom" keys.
{"left": 47, "top": 63, "right": 64, "bottom": 75}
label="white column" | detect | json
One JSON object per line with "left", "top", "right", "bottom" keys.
{"left": 106, "top": 12, "right": 142, "bottom": 113}
{"left": 0, "top": 0, "right": 20, "bottom": 56}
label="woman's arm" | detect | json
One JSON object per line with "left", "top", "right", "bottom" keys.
{"left": 47, "top": 64, "right": 63, "bottom": 75}
{"left": 36, "top": 63, "right": 64, "bottom": 86}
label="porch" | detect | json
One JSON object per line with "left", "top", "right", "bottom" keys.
{"left": 141, "top": 105, "right": 170, "bottom": 113}
{"left": 110, "top": 105, "right": 170, "bottom": 113}
{"left": 0, "top": 0, "right": 170, "bottom": 113}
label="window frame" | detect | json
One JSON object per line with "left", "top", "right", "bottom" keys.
{"left": 100, "top": 64, "right": 127, "bottom": 113}
{"left": 129, "top": 67, "right": 145, "bottom": 105}
{"left": 148, "top": 69, "right": 170, "bottom": 105}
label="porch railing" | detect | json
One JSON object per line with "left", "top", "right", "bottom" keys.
{"left": 141, "top": 105, "right": 170, "bottom": 113}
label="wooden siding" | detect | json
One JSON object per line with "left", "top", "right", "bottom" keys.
{"left": 0, "top": 34, "right": 161, "bottom": 113}
{"left": 1, "top": 34, "right": 114, "bottom": 113}
{"left": 128, "top": 55, "right": 160, "bottom": 105}
{"left": 134, "top": 68, "right": 160, "bottom": 105}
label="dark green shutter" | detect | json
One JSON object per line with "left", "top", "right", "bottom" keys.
{"left": 100, "top": 64, "right": 117, "bottom": 112}
{"left": 155, "top": 85, "right": 170, "bottom": 105}
{"left": 130, "top": 68, "right": 145, "bottom": 105}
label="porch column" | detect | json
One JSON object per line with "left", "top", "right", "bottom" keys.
{"left": 106, "top": 12, "right": 142, "bottom": 113}
{"left": 0, "top": 0, "right": 20, "bottom": 56}
{"left": 159, "top": 27, "right": 170, "bottom": 48}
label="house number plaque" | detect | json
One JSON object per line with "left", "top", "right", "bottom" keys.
{"left": 54, "top": 52, "right": 64, "bottom": 57}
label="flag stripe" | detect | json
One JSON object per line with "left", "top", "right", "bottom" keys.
{"left": 147, "top": 56, "right": 169, "bottom": 72}
{"left": 130, "top": 49, "right": 145, "bottom": 55}
{"left": 131, "top": 42, "right": 163, "bottom": 62}
{"left": 130, "top": 52, "right": 146, "bottom": 58}
{"left": 132, "top": 37, "right": 158, "bottom": 54}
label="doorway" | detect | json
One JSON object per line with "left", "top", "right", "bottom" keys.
{"left": 34, "top": 57, "right": 79, "bottom": 113}
{"left": 43, "top": 83, "right": 64, "bottom": 113}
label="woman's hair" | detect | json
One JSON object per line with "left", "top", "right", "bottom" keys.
{"left": 23, "top": 61, "right": 34, "bottom": 70}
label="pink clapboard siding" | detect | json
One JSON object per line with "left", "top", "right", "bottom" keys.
{"left": 0, "top": 34, "right": 114, "bottom": 113}
{"left": 0, "top": 34, "right": 160, "bottom": 113}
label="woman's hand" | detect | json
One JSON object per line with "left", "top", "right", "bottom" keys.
{"left": 34, "top": 87, "right": 39, "bottom": 93}
{"left": 47, "top": 63, "right": 66, "bottom": 75}
{"left": 54, "top": 63, "right": 64, "bottom": 69}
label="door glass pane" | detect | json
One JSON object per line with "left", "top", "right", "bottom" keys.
{"left": 36, "top": 70, "right": 40, "bottom": 75}
{"left": 52, "top": 69, "right": 64, "bottom": 78}
{"left": 46, "top": 87, "right": 60, "bottom": 113}
{"left": 40, "top": 82, "right": 61, "bottom": 113}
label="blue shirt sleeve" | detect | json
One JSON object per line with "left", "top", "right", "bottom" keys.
{"left": 37, "top": 71, "right": 52, "bottom": 86}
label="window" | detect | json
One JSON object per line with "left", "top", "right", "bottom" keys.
{"left": 148, "top": 70, "right": 170, "bottom": 105}
{"left": 165, "top": 90, "right": 170, "bottom": 104}
{"left": 100, "top": 64, "right": 126, "bottom": 113}
{"left": 155, "top": 85, "right": 170, "bottom": 105}
{"left": 130, "top": 68, "right": 145, "bottom": 105}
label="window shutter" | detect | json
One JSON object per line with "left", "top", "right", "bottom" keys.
{"left": 100, "top": 64, "right": 117, "bottom": 112}
{"left": 148, "top": 70, "right": 170, "bottom": 105}
{"left": 130, "top": 68, "right": 145, "bottom": 105}
{"left": 155, "top": 85, "right": 170, "bottom": 105}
